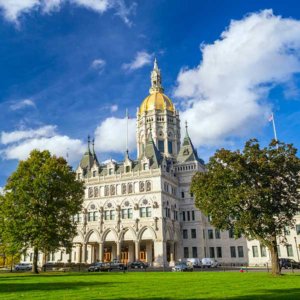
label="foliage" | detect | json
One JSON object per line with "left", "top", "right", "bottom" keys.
{"left": 0, "top": 150, "right": 84, "bottom": 273}
{"left": 0, "top": 272, "right": 299, "bottom": 300}
{"left": 191, "top": 139, "right": 300, "bottom": 275}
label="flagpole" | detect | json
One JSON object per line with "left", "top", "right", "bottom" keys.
{"left": 126, "top": 108, "right": 128, "bottom": 153}
{"left": 270, "top": 112, "right": 279, "bottom": 149}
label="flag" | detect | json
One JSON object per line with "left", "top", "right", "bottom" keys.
{"left": 268, "top": 114, "right": 273, "bottom": 122}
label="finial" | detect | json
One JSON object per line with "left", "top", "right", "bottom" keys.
{"left": 154, "top": 57, "right": 158, "bottom": 70}
{"left": 92, "top": 138, "right": 95, "bottom": 153}
{"left": 185, "top": 121, "right": 189, "bottom": 136}
{"left": 88, "top": 135, "right": 91, "bottom": 152}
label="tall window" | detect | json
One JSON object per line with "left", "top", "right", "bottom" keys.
{"left": 192, "top": 247, "right": 197, "bottom": 258}
{"left": 284, "top": 226, "right": 290, "bottom": 236}
{"left": 260, "top": 245, "right": 267, "bottom": 257}
{"left": 182, "top": 211, "right": 186, "bottom": 221}
{"left": 252, "top": 246, "right": 259, "bottom": 257}
{"left": 208, "top": 229, "right": 214, "bottom": 239}
{"left": 191, "top": 229, "right": 196, "bottom": 239}
{"left": 217, "top": 247, "right": 222, "bottom": 258}
{"left": 191, "top": 211, "right": 195, "bottom": 221}
{"left": 104, "top": 210, "right": 115, "bottom": 220}
{"left": 238, "top": 246, "right": 244, "bottom": 258}
{"left": 229, "top": 228, "right": 234, "bottom": 238}
{"left": 230, "top": 246, "right": 236, "bottom": 258}
{"left": 183, "top": 229, "right": 188, "bottom": 239}
{"left": 215, "top": 229, "right": 221, "bottom": 239}
{"left": 187, "top": 211, "right": 190, "bottom": 221}
{"left": 286, "top": 245, "right": 293, "bottom": 257}
{"left": 140, "top": 207, "right": 151, "bottom": 218}
{"left": 184, "top": 247, "right": 189, "bottom": 258}
{"left": 168, "top": 140, "right": 173, "bottom": 154}
{"left": 296, "top": 224, "right": 300, "bottom": 235}
{"left": 277, "top": 245, "right": 281, "bottom": 257}
{"left": 209, "top": 247, "right": 215, "bottom": 258}
{"left": 158, "top": 140, "right": 164, "bottom": 152}
{"left": 121, "top": 209, "right": 133, "bottom": 219}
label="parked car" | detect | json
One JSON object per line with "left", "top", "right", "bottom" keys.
{"left": 88, "top": 262, "right": 110, "bottom": 272}
{"left": 172, "top": 262, "right": 193, "bottom": 272}
{"left": 15, "top": 263, "right": 32, "bottom": 271}
{"left": 279, "top": 258, "right": 300, "bottom": 269}
{"left": 108, "top": 259, "right": 126, "bottom": 270}
{"left": 129, "top": 261, "right": 148, "bottom": 269}
{"left": 201, "top": 258, "right": 220, "bottom": 268}
{"left": 186, "top": 258, "right": 202, "bottom": 268}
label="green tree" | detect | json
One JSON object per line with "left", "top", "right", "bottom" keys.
{"left": 0, "top": 150, "right": 84, "bottom": 273}
{"left": 191, "top": 139, "right": 300, "bottom": 276}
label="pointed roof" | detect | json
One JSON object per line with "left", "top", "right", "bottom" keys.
{"left": 79, "top": 136, "right": 94, "bottom": 170}
{"left": 143, "top": 130, "right": 162, "bottom": 168}
{"left": 177, "top": 121, "right": 200, "bottom": 163}
{"left": 91, "top": 139, "right": 100, "bottom": 166}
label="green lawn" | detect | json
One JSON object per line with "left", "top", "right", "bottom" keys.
{"left": 0, "top": 271, "right": 299, "bottom": 300}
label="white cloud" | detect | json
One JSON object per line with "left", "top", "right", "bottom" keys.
{"left": 0, "top": 0, "right": 39, "bottom": 23}
{"left": 0, "top": 0, "right": 133, "bottom": 24}
{"left": 174, "top": 10, "right": 300, "bottom": 147}
{"left": 0, "top": 186, "right": 3, "bottom": 195}
{"left": 113, "top": 0, "right": 136, "bottom": 26}
{"left": 122, "top": 51, "right": 152, "bottom": 71}
{"left": 1, "top": 125, "right": 85, "bottom": 162}
{"left": 110, "top": 104, "right": 118, "bottom": 112}
{"left": 9, "top": 98, "right": 36, "bottom": 110}
{"left": 1, "top": 125, "right": 57, "bottom": 144}
{"left": 94, "top": 116, "right": 136, "bottom": 153}
{"left": 91, "top": 58, "right": 106, "bottom": 72}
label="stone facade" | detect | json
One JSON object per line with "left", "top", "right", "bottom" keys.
{"left": 22, "top": 60, "right": 300, "bottom": 267}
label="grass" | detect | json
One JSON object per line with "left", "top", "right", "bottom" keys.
{"left": 0, "top": 271, "right": 299, "bottom": 299}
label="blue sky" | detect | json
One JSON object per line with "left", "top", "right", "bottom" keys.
{"left": 1, "top": 0, "right": 300, "bottom": 189}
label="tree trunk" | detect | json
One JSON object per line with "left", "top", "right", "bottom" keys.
{"left": 32, "top": 247, "right": 39, "bottom": 274}
{"left": 268, "top": 235, "right": 281, "bottom": 276}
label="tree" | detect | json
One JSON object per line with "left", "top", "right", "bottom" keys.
{"left": 191, "top": 139, "right": 300, "bottom": 276}
{"left": 0, "top": 150, "right": 84, "bottom": 273}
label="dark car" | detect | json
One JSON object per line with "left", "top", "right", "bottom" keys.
{"left": 279, "top": 258, "right": 300, "bottom": 269}
{"left": 129, "top": 261, "right": 149, "bottom": 269}
{"left": 88, "top": 262, "right": 110, "bottom": 272}
{"left": 172, "top": 262, "right": 193, "bottom": 272}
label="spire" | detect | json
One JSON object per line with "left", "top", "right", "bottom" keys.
{"left": 92, "top": 138, "right": 99, "bottom": 166}
{"left": 185, "top": 120, "right": 189, "bottom": 137}
{"left": 177, "top": 125, "right": 201, "bottom": 163}
{"left": 154, "top": 57, "right": 158, "bottom": 70}
{"left": 87, "top": 135, "right": 91, "bottom": 153}
{"left": 149, "top": 58, "right": 164, "bottom": 94}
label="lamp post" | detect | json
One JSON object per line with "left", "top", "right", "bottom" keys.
{"left": 294, "top": 237, "right": 300, "bottom": 262}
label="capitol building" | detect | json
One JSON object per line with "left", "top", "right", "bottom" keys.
{"left": 25, "top": 60, "right": 300, "bottom": 267}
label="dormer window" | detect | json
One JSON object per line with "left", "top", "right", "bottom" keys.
{"left": 143, "top": 163, "right": 148, "bottom": 170}
{"left": 125, "top": 166, "right": 130, "bottom": 173}
{"left": 92, "top": 170, "right": 96, "bottom": 177}
{"left": 109, "top": 168, "right": 113, "bottom": 175}
{"left": 78, "top": 173, "right": 81, "bottom": 180}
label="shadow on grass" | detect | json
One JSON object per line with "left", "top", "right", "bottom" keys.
{"left": 0, "top": 281, "right": 124, "bottom": 294}
{"left": 87, "top": 288, "right": 300, "bottom": 300}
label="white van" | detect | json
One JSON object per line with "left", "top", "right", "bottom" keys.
{"left": 186, "top": 258, "right": 202, "bottom": 268}
{"left": 201, "top": 258, "right": 220, "bottom": 268}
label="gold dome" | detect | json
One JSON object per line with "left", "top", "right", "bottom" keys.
{"left": 139, "top": 92, "right": 175, "bottom": 114}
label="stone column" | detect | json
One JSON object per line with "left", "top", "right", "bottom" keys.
{"left": 116, "top": 241, "right": 121, "bottom": 261}
{"left": 82, "top": 243, "right": 87, "bottom": 263}
{"left": 153, "top": 240, "right": 166, "bottom": 267}
{"left": 146, "top": 241, "right": 153, "bottom": 265}
{"left": 135, "top": 240, "right": 140, "bottom": 261}
{"left": 169, "top": 241, "right": 175, "bottom": 267}
{"left": 99, "top": 242, "right": 103, "bottom": 262}
{"left": 76, "top": 244, "right": 81, "bottom": 263}
{"left": 128, "top": 243, "right": 134, "bottom": 262}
